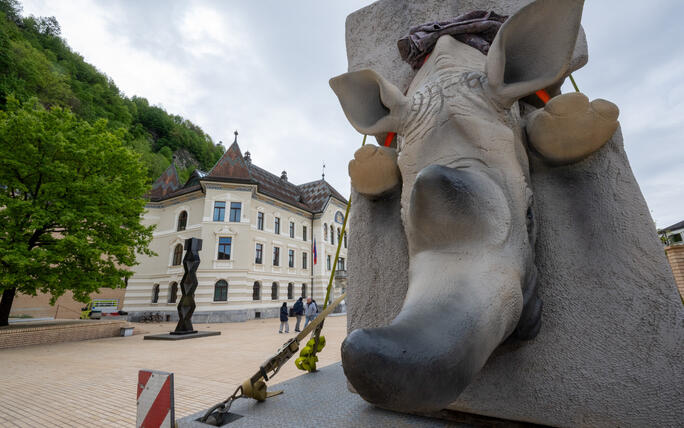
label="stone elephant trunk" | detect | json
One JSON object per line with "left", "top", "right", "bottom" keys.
{"left": 330, "top": 0, "right": 617, "bottom": 413}
{"left": 342, "top": 164, "right": 527, "bottom": 412}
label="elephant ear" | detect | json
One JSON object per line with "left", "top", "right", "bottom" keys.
{"left": 329, "top": 69, "right": 409, "bottom": 136}
{"left": 485, "top": 0, "right": 584, "bottom": 108}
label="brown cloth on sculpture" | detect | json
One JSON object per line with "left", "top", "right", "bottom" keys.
{"left": 398, "top": 11, "right": 507, "bottom": 69}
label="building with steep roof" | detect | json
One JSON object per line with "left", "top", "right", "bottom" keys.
{"left": 123, "top": 135, "right": 349, "bottom": 322}
{"left": 658, "top": 219, "right": 684, "bottom": 245}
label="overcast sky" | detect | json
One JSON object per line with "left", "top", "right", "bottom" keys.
{"left": 20, "top": 0, "right": 684, "bottom": 228}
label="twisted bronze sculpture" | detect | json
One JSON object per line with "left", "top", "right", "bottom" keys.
{"left": 172, "top": 237, "right": 202, "bottom": 335}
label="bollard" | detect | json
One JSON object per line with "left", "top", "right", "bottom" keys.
{"left": 137, "top": 369, "right": 174, "bottom": 428}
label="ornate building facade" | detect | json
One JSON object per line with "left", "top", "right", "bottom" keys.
{"left": 123, "top": 138, "right": 349, "bottom": 322}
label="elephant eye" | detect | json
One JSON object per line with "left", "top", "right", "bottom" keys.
{"left": 465, "top": 72, "right": 483, "bottom": 88}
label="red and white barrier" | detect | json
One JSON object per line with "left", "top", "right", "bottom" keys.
{"left": 137, "top": 369, "right": 174, "bottom": 428}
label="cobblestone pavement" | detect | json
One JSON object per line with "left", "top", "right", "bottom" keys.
{"left": 0, "top": 315, "right": 347, "bottom": 427}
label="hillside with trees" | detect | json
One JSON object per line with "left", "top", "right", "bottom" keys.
{"left": 0, "top": 0, "right": 224, "bottom": 181}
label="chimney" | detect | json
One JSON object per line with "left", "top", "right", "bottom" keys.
{"left": 245, "top": 151, "right": 251, "bottom": 163}
{"left": 281, "top": 170, "right": 288, "bottom": 181}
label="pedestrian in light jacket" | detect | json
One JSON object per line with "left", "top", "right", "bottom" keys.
{"left": 303, "top": 297, "right": 317, "bottom": 328}
{"left": 279, "top": 302, "right": 289, "bottom": 334}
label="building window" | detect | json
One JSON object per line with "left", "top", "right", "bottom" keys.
{"left": 257, "top": 212, "right": 264, "bottom": 230}
{"left": 274, "top": 217, "right": 280, "bottom": 234}
{"left": 301, "top": 283, "right": 307, "bottom": 298}
{"left": 172, "top": 244, "right": 183, "bottom": 266}
{"left": 273, "top": 247, "right": 280, "bottom": 266}
{"left": 337, "top": 228, "right": 341, "bottom": 246}
{"left": 324, "top": 223, "right": 328, "bottom": 241}
{"left": 330, "top": 225, "right": 335, "bottom": 245}
{"left": 303, "top": 225, "right": 307, "bottom": 241}
{"left": 344, "top": 232, "right": 347, "bottom": 249}
{"left": 672, "top": 233, "right": 683, "bottom": 243}
{"left": 168, "top": 282, "right": 178, "bottom": 304}
{"left": 152, "top": 284, "right": 160, "bottom": 303}
{"left": 327, "top": 255, "right": 331, "bottom": 271}
{"left": 289, "top": 221, "right": 295, "bottom": 238}
{"left": 288, "top": 249, "right": 295, "bottom": 268}
{"left": 229, "top": 202, "right": 242, "bottom": 222}
{"left": 218, "top": 237, "right": 232, "bottom": 260}
{"left": 177, "top": 211, "right": 187, "bottom": 231}
{"left": 271, "top": 282, "right": 279, "bottom": 300}
{"left": 255, "top": 243, "right": 263, "bottom": 264}
{"left": 213, "top": 201, "right": 225, "bottom": 221}
{"left": 253, "top": 281, "right": 261, "bottom": 300}
{"left": 287, "top": 283, "right": 294, "bottom": 300}
{"left": 302, "top": 252, "right": 308, "bottom": 269}
{"left": 338, "top": 257, "right": 345, "bottom": 271}
{"left": 214, "top": 280, "right": 228, "bottom": 301}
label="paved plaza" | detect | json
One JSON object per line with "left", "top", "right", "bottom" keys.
{"left": 0, "top": 315, "right": 347, "bottom": 427}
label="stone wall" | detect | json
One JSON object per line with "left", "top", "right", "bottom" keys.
{"left": 126, "top": 307, "right": 281, "bottom": 323}
{"left": 665, "top": 245, "right": 684, "bottom": 299}
{"left": 0, "top": 320, "right": 127, "bottom": 349}
{"left": 9, "top": 288, "right": 126, "bottom": 320}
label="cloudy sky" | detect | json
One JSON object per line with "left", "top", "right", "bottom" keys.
{"left": 20, "top": 0, "right": 684, "bottom": 228}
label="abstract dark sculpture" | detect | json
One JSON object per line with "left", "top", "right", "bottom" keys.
{"left": 172, "top": 237, "right": 202, "bottom": 335}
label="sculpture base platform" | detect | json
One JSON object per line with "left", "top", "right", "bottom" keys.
{"left": 144, "top": 331, "right": 220, "bottom": 341}
{"left": 176, "top": 362, "right": 542, "bottom": 427}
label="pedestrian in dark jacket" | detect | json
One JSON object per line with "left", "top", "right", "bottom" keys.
{"left": 292, "top": 297, "right": 304, "bottom": 332}
{"left": 279, "top": 302, "right": 289, "bottom": 334}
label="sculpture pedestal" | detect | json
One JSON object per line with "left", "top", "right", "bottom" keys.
{"left": 176, "top": 363, "right": 534, "bottom": 427}
{"left": 144, "top": 331, "right": 220, "bottom": 341}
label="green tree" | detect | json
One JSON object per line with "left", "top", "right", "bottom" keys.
{"left": 0, "top": 98, "right": 155, "bottom": 325}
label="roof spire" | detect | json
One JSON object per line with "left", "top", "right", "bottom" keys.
{"left": 322, "top": 162, "right": 326, "bottom": 180}
{"left": 233, "top": 130, "right": 238, "bottom": 144}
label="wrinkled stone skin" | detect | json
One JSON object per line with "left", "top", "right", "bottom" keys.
{"left": 330, "top": 0, "right": 623, "bottom": 414}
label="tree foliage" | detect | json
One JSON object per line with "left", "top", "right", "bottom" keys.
{"left": 0, "top": 98, "right": 155, "bottom": 325}
{"left": 0, "top": 2, "right": 224, "bottom": 182}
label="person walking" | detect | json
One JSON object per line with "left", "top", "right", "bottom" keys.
{"left": 292, "top": 297, "right": 304, "bottom": 332}
{"left": 303, "top": 297, "right": 317, "bottom": 328}
{"left": 279, "top": 302, "right": 289, "bottom": 334}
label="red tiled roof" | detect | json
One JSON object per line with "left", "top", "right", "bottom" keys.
{"left": 298, "top": 179, "right": 348, "bottom": 213}
{"left": 147, "top": 163, "right": 181, "bottom": 201}
{"left": 206, "top": 141, "right": 251, "bottom": 180}
{"left": 149, "top": 140, "right": 347, "bottom": 213}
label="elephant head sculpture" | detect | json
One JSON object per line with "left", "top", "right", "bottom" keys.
{"left": 329, "top": 0, "right": 619, "bottom": 413}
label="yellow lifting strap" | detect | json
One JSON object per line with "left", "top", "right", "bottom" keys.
{"left": 200, "top": 292, "right": 346, "bottom": 424}
{"left": 201, "top": 135, "right": 366, "bottom": 425}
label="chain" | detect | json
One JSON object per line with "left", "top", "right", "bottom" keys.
{"left": 199, "top": 385, "right": 244, "bottom": 424}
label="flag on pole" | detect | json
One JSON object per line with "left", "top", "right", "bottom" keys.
{"left": 313, "top": 238, "right": 317, "bottom": 264}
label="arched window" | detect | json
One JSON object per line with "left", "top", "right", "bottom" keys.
{"left": 271, "top": 282, "right": 279, "bottom": 300}
{"left": 168, "top": 282, "right": 178, "bottom": 303}
{"left": 177, "top": 211, "right": 187, "bottom": 231}
{"left": 252, "top": 281, "right": 261, "bottom": 301}
{"left": 172, "top": 244, "right": 183, "bottom": 266}
{"left": 344, "top": 232, "right": 347, "bottom": 249}
{"left": 323, "top": 223, "right": 328, "bottom": 241}
{"left": 330, "top": 225, "right": 335, "bottom": 245}
{"left": 287, "top": 283, "right": 294, "bottom": 300}
{"left": 301, "top": 283, "right": 307, "bottom": 298}
{"left": 337, "top": 228, "right": 341, "bottom": 245}
{"left": 214, "top": 280, "right": 228, "bottom": 301}
{"left": 151, "top": 284, "right": 160, "bottom": 303}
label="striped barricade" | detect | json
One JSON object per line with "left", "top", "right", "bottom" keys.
{"left": 137, "top": 369, "right": 174, "bottom": 428}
